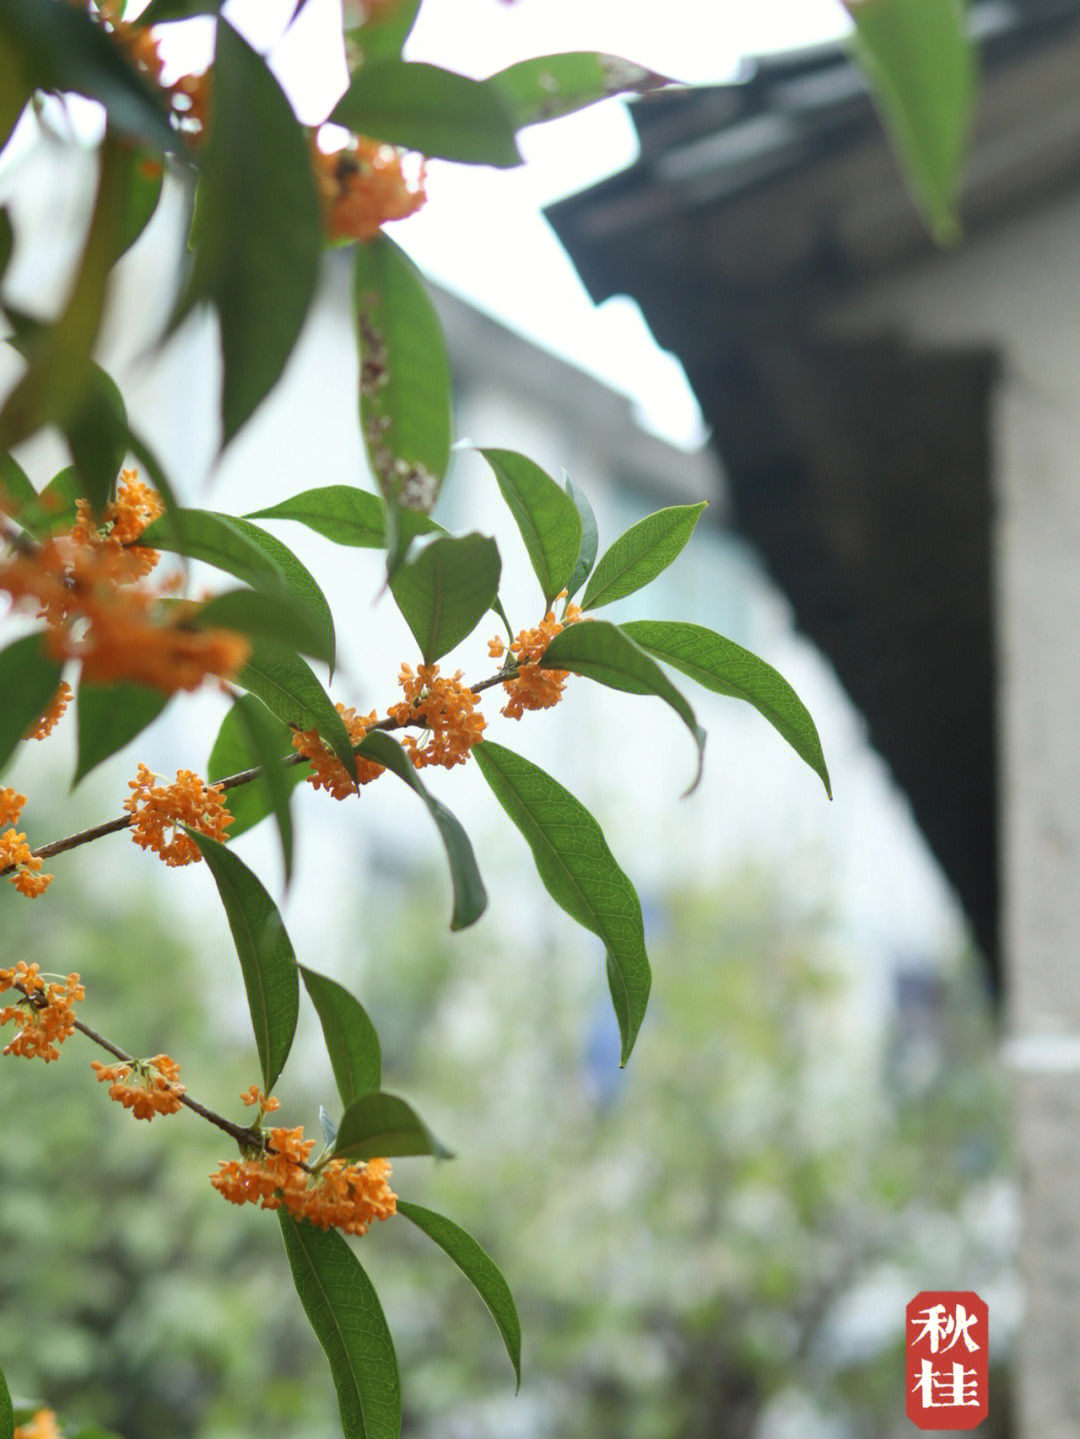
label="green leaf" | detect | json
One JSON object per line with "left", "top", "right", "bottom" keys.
{"left": 488, "top": 51, "right": 672, "bottom": 130}
{"left": 620, "top": 619, "right": 832, "bottom": 798}
{"left": 0, "top": 633, "right": 64, "bottom": 773}
{"left": 0, "top": 1360, "right": 13, "bottom": 1439}
{"left": 332, "top": 60, "right": 522, "bottom": 167}
{"left": 75, "top": 681, "right": 170, "bottom": 785}
{"left": 356, "top": 732, "right": 487, "bottom": 931}
{"left": 345, "top": 0, "right": 421, "bottom": 68}
{"left": 116, "top": 153, "right": 165, "bottom": 260}
{"left": 389, "top": 533, "right": 501, "bottom": 665}
{"left": 224, "top": 692, "right": 296, "bottom": 882}
{"left": 0, "top": 0, "right": 177, "bottom": 152}
{"left": 185, "top": 830, "right": 298, "bottom": 1092}
{"left": 208, "top": 699, "right": 309, "bottom": 841}
{"left": 138, "top": 0, "right": 228, "bottom": 20}
{"left": 249, "top": 485, "right": 442, "bottom": 549}
{"left": 173, "top": 22, "right": 321, "bottom": 444}
{"left": 353, "top": 238, "right": 452, "bottom": 539}
{"left": 65, "top": 362, "right": 129, "bottom": 517}
{"left": 188, "top": 587, "right": 328, "bottom": 666}
{"left": 847, "top": 0, "right": 975, "bottom": 244}
{"left": 278, "top": 1215, "right": 401, "bottom": 1439}
{"left": 473, "top": 741, "right": 650, "bottom": 1064}
{"left": 0, "top": 39, "right": 32, "bottom": 162}
{"left": 236, "top": 644, "right": 357, "bottom": 780}
{"left": 479, "top": 449, "right": 581, "bottom": 607}
{"left": 332, "top": 1091, "right": 452, "bottom": 1162}
{"left": 397, "top": 1201, "right": 521, "bottom": 1390}
{"left": 563, "top": 473, "right": 598, "bottom": 602}
{"left": 581, "top": 501, "right": 706, "bottom": 610}
{"left": 300, "top": 967, "right": 381, "bottom": 1106}
{"left": 0, "top": 450, "right": 35, "bottom": 516}
{"left": 541, "top": 620, "right": 706, "bottom": 794}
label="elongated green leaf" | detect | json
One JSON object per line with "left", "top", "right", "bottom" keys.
{"left": 237, "top": 645, "right": 356, "bottom": 779}
{"left": 357, "top": 732, "right": 487, "bottom": 931}
{"left": 226, "top": 692, "right": 296, "bottom": 881}
{"left": 353, "top": 238, "right": 452, "bottom": 542}
{"left": 300, "top": 967, "right": 381, "bottom": 1106}
{"left": 564, "top": 473, "right": 598, "bottom": 602}
{"left": 541, "top": 620, "right": 705, "bottom": 794}
{"left": 188, "top": 587, "right": 326, "bottom": 665}
{"left": 582, "top": 501, "right": 706, "bottom": 610}
{"left": 0, "top": 633, "right": 64, "bottom": 773}
{"left": 65, "top": 361, "right": 129, "bottom": 517}
{"left": 1, "top": 0, "right": 177, "bottom": 152}
{"left": 208, "top": 700, "right": 309, "bottom": 841}
{"left": 620, "top": 619, "right": 832, "bottom": 797}
{"left": 278, "top": 1215, "right": 401, "bottom": 1439}
{"left": 345, "top": 0, "right": 421, "bottom": 68}
{"left": 141, "top": 507, "right": 284, "bottom": 587}
{"left": 389, "top": 533, "right": 500, "bottom": 665}
{"left": 0, "top": 1359, "right": 13, "bottom": 1439}
{"left": 249, "top": 486, "right": 443, "bottom": 549}
{"left": 488, "top": 51, "right": 671, "bottom": 130}
{"left": 847, "top": 0, "right": 975, "bottom": 244}
{"left": 473, "top": 741, "right": 650, "bottom": 1064}
{"left": 332, "top": 60, "right": 521, "bottom": 167}
{"left": 479, "top": 449, "right": 581, "bottom": 607}
{"left": 185, "top": 831, "right": 298, "bottom": 1092}
{"left": 397, "top": 1201, "right": 521, "bottom": 1390}
{"left": 75, "top": 681, "right": 170, "bottom": 785}
{"left": 333, "top": 1091, "right": 452, "bottom": 1162}
{"left": 173, "top": 22, "right": 321, "bottom": 444}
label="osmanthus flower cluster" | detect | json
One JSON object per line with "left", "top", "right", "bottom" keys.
{"left": 0, "top": 963, "right": 84, "bottom": 1061}
{"left": 489, "top": 590, "right": 584, "bottom": 719}
{"left": 123, "top": 764, "right": 234, "bottom": 867}
{"left": 91, "top": 1053, "right": 186, "bottom": 1120}
{"left": 13, "top": 1410, "right": 61, "bottom": 1439}
{"left": 0, "top": 787, "right": 52, "bottom": 897}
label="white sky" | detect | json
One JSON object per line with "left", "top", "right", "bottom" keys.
{"left": 158, "top": 0, "right": 851, "bottom": 447}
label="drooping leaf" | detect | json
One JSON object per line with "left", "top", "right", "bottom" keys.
{"left": 332, "top": 60, "right": 521, "bottom": 167}
{"left": 0, "top": 0, "right": 177, "bottom": 151}
{"left": 356, "top": 731, "right": 487, "bottom": 931}
{"left": 541, "top": 620, "right": 706, "bottom": 794}
{"left": 278, "top": 1215, "right": 401, "bottom": 1439}
{"left": 397, "top": 1201, "right": 521, "bottom": 1390}
{"left": 0, "top": 633, "right": 64, "bottom": 773}
{"left": 478, "top": 449, "right": 581, "bottom": 607}
{"left": 187, "top": 587, "right": 327, "bottom": 666}
{"left": 172, "top": 22, "right": 321, "bottom": 445}
{"left": 847, "top": 0, "right": 975, "bottom": 244}
{"left": 488, "top": 51, "right": 673, "bottom": 130}
{"left": 249, "top": 486, "right": 443, "bottom": 550}
{"left": 581, "top": 501, "right": 707, "bottom": 610}
{"left": 185, "top": 830, "right": 299, "bottom": 1092}
{"left": 621, "top": 619, "right": 832, "bottom": 797}
{"left": 353, "top": 238, "right": 452, "bottom": 550}
{"left": 344, "top": 0, "right": 421, "bottom": 69}
{"left": 473, "top": 741, "right": 650, "bottom": 1064}
{"left": 300, "top": 967, "right": 381, "bottom": 1106}
{"left": 332, "top": 1090, "right": 452, "bottom": 1162}
{"left": 389, "top": 533, "right": 500, "bottom": 665}
{"left": 224, "top": 691, "right": 296, "bottom": 881}
{"left": 208, "top": 699, "right": 309, "bottom": 841}
{"left": 563, "top": 473, "right": 598, "bottom": 602}
{"left": 236, "top": 644, "right": 357, "bottom": 779}
{"left": 75, "top": 681, "right": 170, "bottom": 785}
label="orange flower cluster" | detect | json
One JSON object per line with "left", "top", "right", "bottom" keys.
{"left": 14, "top": 1409, "right": 61, "bottom": 1439}
{"left": 0, "top": 963, "right": 84, "bottom": 1061}
{"left": 91, "top": 1053, "right": 186, "bottom": 1120}
{"left": 489, "top": 591, "right": 583, "bottom": 719}
{"left": 70, "top": 469, "right": 165, "bottom": 580}
{"left": 89, "top": 3, "right": 211, "bottom": 137}
{"left": 0, "top": 796, "right": 53, "bottom": 898}
{"left": 312, "top": 135, "right": 427, "bottom": 243}
{"left": 241, "top": 1084, "right": 281, "bottom": 1114}
{"left": 124, "top": 764, "right": 234, "bottom": 866}
{"left": 291, "top": 704, "right": 385, "bottom": 800}
{"left": 25, "top": 681, "right": 72, "bottom": 740}
{"left": 388, "top": 663, "right": 486, "bottom": 768}
{"left": 211, "top": 1117, "right": 397, "bottom": 1237}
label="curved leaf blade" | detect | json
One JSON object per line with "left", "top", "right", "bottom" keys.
{"left": 278, "top": 1215, "right": 401, "bottom": 1439}
{"left": 332, "top": 60, "right": 522, "bottom": 167}
{"left": 344, "top": 0, "right": 422, "bottom": 69}
{"left": 208, "top": 698, "right": 309, "bottom": 841}
{"left": 478, "top": 449, "right": 581, "bottom": 607}
{"left": 188, "top": 587, "right": 327, "bottom": 666}
{"left": 333, "top": 1091, "right": 453, "bottom": 1162}
{"left": 300, "top": 966, "right": 381, "bottom": 1105}
{"left": 397, "top": 1201, "right": 521, "bottom": 1390}
{"left": 581, "top": 501, "right": 706, "bottom": 610}
{"left": 236, "top": 644, "right": 356, "bottom": 780}
{"left": 472, "top": 741, "right": 650, "bottom": 1064}
{"left": 488, "top": 51, "right": 672, "bottom": 130}
{"left": 357, "top": 731, "right": 487, "bottom": 931}
{"left": 0, "top": 633, "right": 64, "bottom": 773}
{"left": 185, "top": 830, "right": 299, "bottom": 1092}
{"left": 541, "top": 620, "right": 706, "bottom": 794}
{"left": 75, "top": 680, "right": 170, "bottom": 785}
{"left": 621, "top": 619, "right": 832, "bottom": 797}
{"left": 227, "top": 692, "right": 296, "bottom": 881}
{"left": 389, "top": 533, "right": 501, "bottom": 665}
{"left": 249, "top": 486, "right": 443, "bottom": 549}
{"left": 564, "top": 472, "right": 598, "bottom": 602}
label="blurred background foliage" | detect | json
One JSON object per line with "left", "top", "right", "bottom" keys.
{"left": 0, "top": 776, "right": 1012, "bottom": 1439}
